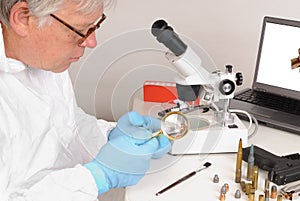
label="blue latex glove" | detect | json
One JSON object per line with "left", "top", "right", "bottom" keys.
{"left": 84, "top": 111, "right": 171, "bottom": 195}
{"left": 108, "top": 111, "right": 170, "bottom": 158}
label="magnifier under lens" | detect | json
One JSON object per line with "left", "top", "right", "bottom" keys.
{"left": 161, "top": 111, "right": 190, "bottom": 140}
{"left": 137, "top": 111, "right": 190, "bottom": 146}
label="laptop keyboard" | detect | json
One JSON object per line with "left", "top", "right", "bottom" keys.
{"left": 233, "top": 89, "right": 300, "bottom": 115}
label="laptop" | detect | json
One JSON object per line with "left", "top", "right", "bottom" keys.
{"left": 230, "top": 16, "right": 300, "bottom": 134}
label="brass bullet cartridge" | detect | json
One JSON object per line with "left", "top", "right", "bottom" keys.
{"left": 235, "top": 138, "right": 243, "bottom": 183}
{"left": 245, "top": 183, "right": 255, "bottom": 195}
{"left": 265, "top": 189, "right": 270, "bottom": 199}
{"left": 264, "top": 178, "right": 270, "bottom": 192}
{"left": 249, "top": 193, "right": 255, "bottom": 201}
{"left": 277, "top": 194, "right": 282, "bottom": 201}
{"left": 247, "top": 144, "right": 255, "bottom": 181}
{"left": 249, "top": 187, "right": 255, "bottom": 195}
{"left": 240, "top": 181, "right": 246, "bottom": 192}
{"left": 219, "top": 185, "right": 226, "bottom": 201}
{"left": 213, "top": 174, "right": 219, "bottom": 183}
{"left": 271, "top": 185, "right": 277, "bottom": 199}
{"left": 223, "top": 183, "right": 229, "bottom": 193}
{"left": 252, "top": 165, "right": 258, "bottom": 190}
{"left": 245, "top": 183, "right": 251, "bottom": 195}
{"left": 258, "top": 194, "right": 264, "bottom": 201}
{"left": 235, "top": 189, "right": 241, "bottom": 199}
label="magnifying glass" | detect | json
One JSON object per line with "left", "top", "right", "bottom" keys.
{"left": 137, "top": 111, "right": 190, "bottom": 145}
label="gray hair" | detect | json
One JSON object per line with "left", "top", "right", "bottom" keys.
{"left": 0, "top": 0, "right": 113, "bottom": 27}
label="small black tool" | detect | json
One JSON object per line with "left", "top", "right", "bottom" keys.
{"left": 156, "top": 162, "right": 212, "bottom": 196}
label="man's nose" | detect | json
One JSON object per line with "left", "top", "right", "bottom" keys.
{"left": 80, "top": 32, "right": 97, "bottom": 48}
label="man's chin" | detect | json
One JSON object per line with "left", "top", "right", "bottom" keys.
{"left": 52, "top": 64, "right": 71, "bottom": 73}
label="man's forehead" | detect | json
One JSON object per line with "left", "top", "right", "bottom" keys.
{"left": 58, "top": 0, "right": 103, "bottom": 18}
{"left": 56, "top": 5, "right": 103, "bottom": 28}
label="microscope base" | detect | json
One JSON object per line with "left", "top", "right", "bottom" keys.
{"left": 170, "top": 114, "right": 248, "bottom": 154}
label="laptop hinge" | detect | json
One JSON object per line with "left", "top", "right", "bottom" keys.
{"left": 253, "top": 87, "right": 266, "bottom": 92}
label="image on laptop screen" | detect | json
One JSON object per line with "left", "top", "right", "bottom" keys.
{"left": 255, "top": 19, "right": 300, "bottom": 94}
{"left": 230, "top": 16, "right": 300, "bottom": 134}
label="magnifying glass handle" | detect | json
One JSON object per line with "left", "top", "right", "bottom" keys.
{"left": 152, "top": 130, "right": 163, "bottom": 138}
{"left": 135, "top": 130, "right": 162, "bottom": 146}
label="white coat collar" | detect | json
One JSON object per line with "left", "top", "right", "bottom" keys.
{"left": 0, "top": 24, "right": 27, "bottom": 73}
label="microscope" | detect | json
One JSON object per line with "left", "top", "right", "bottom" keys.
{"left": 151, "top": 20, "right": 248, "bottom": 154}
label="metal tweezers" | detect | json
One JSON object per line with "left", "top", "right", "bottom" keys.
{"left": 158, "top": 105, "right": 210, "bottom": 117}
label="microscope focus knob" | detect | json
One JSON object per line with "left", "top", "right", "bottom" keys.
{"left": 219, "top": 79, "right": 235, "bottom": 95}
{"left": 235, "top": 72, "right": 243, "bottom": 86}
{"left": 225, "top": 65, "right": 233, "bottom": 73}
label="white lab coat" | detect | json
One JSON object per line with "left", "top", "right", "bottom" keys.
{"left": 0, "top": 26, "right": 116, "bottom": 201}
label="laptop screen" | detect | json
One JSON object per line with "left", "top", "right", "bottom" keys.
{"left": 253, "top": 16, "right": 300, "bottom": 99}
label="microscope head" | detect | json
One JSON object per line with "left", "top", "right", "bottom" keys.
{"left": 151, "top": 19, "right": 242, "bottom": 103}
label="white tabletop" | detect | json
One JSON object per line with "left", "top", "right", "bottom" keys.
{"left": 125, "top": 100, "right": 300, "bottom": 201}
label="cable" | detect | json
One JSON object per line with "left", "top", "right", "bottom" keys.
{"left": 211, "top": 102, "right": 220, "bottom": 112}
{"left": 229, "top": 109, "right": 252, "bottom": 129}
{"left": 249, "top": 113, "right": 259, "bottom": 139}
{"left": 229, "top": 109, "right": 259, "bottom": 139}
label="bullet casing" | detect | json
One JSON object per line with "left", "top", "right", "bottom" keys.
{"left": 240, "top": 181, "right": 246, "bottom": 192}
{"left": 249, "top": 193, "right": 255, "bottom": 201}
{"left": 247, "top": 163, "right": 254, "bottom": 181}
{"left": 219, "top": 186, "right": 226, "bottom": 201}
{"left": 213, "top": 174, "right": 219, "bottom": 183}
{"left": 235, "top": 168, "right": 241, "bottom": 183}
{"left": 245, "top": 183, "right": 251, "bottom": 195}
{"left": 235, "top": 189, "right": 241, "bottom": 199}
{"left": 271, "top": 185, "right": 277, "bottom": 199}
{"left": 219, "top": 195, "right": 225, "bottom": 201}
{"left": 235, "top": 139, "right": 243, "bottom": 183}
{"left": 265, "top": 179, "right": 270, "bottom": 192}
{"left": 265, "top": 189, "right": 270, "bottom": 199}
{"left": 247, "top": 145, "right": 255, "bottom": 181}
{"left": 252, "top": 165, "right": 258, "bottom": 190}
{"left": 223, "top": 183, "right": 229, "bottom": 193}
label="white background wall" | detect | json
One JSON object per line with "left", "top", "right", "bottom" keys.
{"left": 69, "top": 0, "right": 300, "bottom": 121}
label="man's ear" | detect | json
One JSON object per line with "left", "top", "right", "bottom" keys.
{"left": 9, "top": 1, "right": 31, "bottom": 36}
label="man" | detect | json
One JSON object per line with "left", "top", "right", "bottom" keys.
{"left": 0, "top": 0, "right": 170, "bottom": 200}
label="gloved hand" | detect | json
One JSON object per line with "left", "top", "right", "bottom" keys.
{"left": 108, "top": 111, "right": 170, "bottom": 158}
{"left": 84, "top": 111, "right": 171, "bottom": 195}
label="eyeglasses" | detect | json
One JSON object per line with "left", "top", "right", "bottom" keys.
{"left": 50, "top": 13, "right": 106, "bottom": 44}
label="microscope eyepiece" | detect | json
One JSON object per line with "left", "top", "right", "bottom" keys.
{"left": 151, "top": 19, "right": 187, "bottom": 56}
{"left": 151, "top": 19, "right": 174, "bottom": 36}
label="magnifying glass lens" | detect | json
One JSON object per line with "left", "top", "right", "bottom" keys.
{"left": 163, "top": 113, "right": 189, "bottom": 140}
